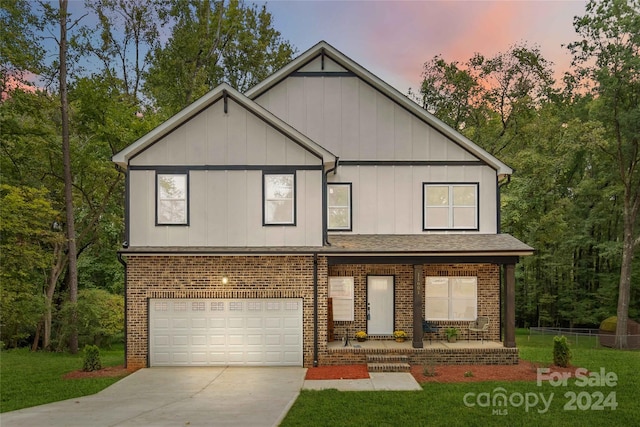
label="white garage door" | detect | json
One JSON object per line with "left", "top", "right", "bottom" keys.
{"left": 149, "top": 298, "right": 303, "bottom": 366}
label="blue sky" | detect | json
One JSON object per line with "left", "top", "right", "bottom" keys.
{"left": 62, "top": 0, "right": 589, "bottom": 94}
{"left": 259, "top": 0, "right": 588, "bottom": 93}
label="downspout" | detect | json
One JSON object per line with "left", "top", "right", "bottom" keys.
{"left": 322, "top": 157, "right": 339, "bottom": 246}
{"left": 497, "top": 174, "right": 511, "bottom": 342}
{"left": 117, "top": 252, "right": 127, "bottom": 369}
{"left": 313, "top": 253, "right": 319, "bottom": 367}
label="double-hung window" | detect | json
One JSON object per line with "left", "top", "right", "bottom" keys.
{"left": 263, "top": 173, "right": 295, "bottom": 225}
{"left": 327, "top": 183, "right": 352, "bottom": 231}
{"left": 423, "top": 183, "right": 478, "bottom": 230}
{"left": 425, "top": 276, "right": 477, "bottom": 320}
{"left": 157, "top": 173, "right": 188, "bottom": 225}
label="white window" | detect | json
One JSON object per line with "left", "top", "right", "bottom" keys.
{"left": 329, "top": 277, "right": 354, "bottom": 321}
{"left": 157, "top": 173, "right": 188, "bottom": 225}
{"left": 328, "top": 183, "right": 351, "bottom": 230}
{"left": 424, "top": 183, "right": 478, "bottom": 230}
{"left": 425, "top": 277, "right": 477, "bottom": 320}
{"left": 264, "top": 173, "right": 295, "bottom": 225}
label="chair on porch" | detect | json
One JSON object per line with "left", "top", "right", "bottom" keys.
{"left": 469, "top": 316, "right": 489, "bottom": 343}
{"left": 422, "top": 319, "right": 440, "bottom": 344}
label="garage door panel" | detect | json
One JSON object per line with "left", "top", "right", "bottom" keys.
{"left": 172, "top": 335, "right": 189, "bottom": 346}
{"left": 228, "top": 317, "right": 244, "bottom": 328}
{"left": 191, "top": 318, "right": 207, "bottom": 328}
{"left": 191, "top": 335, "right": 207, "bottom": 345}
{"left": 172, "top": 318, "right": 189, "bottom": 329}
{"left": 150, "top": 298, "right": 302, "bottom": 366}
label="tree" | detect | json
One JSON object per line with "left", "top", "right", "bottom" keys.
{"left": 0, "top": 185, "right": 60, "bottom": 347}
{"left": 58, "top": 0, "right": 80, "bottom": 354}
{"left": 417, "top": 43, "right": 556, "bottom": 158}
{"left": 0, "top": 0, "right": 44, "bottom": 96}
{"left": 568, "top": 0, "right": 640, "bottom": 348}
{"left": 144, "top": 0, "right": 294, "bottom": 115}
{"left": 81, "top": 0, "right": 161, "bottom": 102}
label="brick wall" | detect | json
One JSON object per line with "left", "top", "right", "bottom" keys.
{"left": 328, "top": 263, "right": 501, "bottom": 342}
{"left": 125, "top": 255, "right": 324, "bottom": 369}
{"left": 126, "top": 256, "right": 500, "bottom": 369}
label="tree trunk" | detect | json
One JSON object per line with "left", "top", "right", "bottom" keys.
{"left": 615, "top": 204, "right": 636, "bottom": 349}
{"left": 59, "top": 0, "right": 79, "bottom": 354}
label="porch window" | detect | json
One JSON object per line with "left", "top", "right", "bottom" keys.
{"left": 328, "top": 277, "right": 354, "bottom": 321}
{"left": 423, "top": 183, "right": 478, "bottom": 230}
{"left": 263, "top": 173, "right": 295, "bottom": 225}
{"left": 425, "top": 276, "right": 477, "bottom": 320}
{"left": 157, "top": 173, "right": 188, "bottom": 225}
{"left": 328, "top": 183, "right": 351, "bottom": 231}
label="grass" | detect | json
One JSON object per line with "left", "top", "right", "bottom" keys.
{"left": 281, "top": 329, "right": 640, "bottom": 427}
{"left": 2, "top": 331, "right": 638, "bottom": 425}
{"left": 0, "top": 344, "right": 127, "bottom": 413}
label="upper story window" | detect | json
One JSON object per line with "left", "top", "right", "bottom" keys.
{"left": 328, "top": 183, "right": 352, "bottom": 231}
{"left": 423, "top": 183, "right": 478, "bottom": 230}
{"left": 263, "top": 172, "right": 295, "bottom": 225}
{"left": 157, "top": 173, "right": 188, "bottom": 225}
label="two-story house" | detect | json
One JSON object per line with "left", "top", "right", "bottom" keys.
{"left": 113, "top": 41, "right": 533, "bottom": 370}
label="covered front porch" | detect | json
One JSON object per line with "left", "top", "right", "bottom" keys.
{"left": 323, "top": 338, "right": 519, "bottom": 366}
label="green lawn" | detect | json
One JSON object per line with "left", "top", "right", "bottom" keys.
{"left": 2, "top": 332, "right": 639, "bottom": 426}
{"left": 281, "top": 330, "right": 640, "bottom": 427}
{"left": 0, "top": 345, "right": 127, "bottom": 413}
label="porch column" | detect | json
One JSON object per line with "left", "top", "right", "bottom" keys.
{"left": 504, "top": 263, "right": 516, "bottom": 347}
{"left": 413, "top": 264, "right": 423, "bottom": 348}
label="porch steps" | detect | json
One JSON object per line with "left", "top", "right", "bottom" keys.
{"left": 366, "top": 354, "right": 411, "bottom": 373}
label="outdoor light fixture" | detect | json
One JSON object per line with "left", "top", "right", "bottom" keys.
{"left": 221, "top": 276, "right": 229, "bottom": 285}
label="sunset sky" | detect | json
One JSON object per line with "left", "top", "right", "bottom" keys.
{"left": 61, "top": 0, "right": 590, "bottom": 94}
{"left": 259, "top": 0, "right": 589, "bottom": 93}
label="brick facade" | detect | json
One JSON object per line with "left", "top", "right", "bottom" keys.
{"left": 125, "top": 255, "right": 326, "bottom": 369}
{"left": 328, "top": 263, "right": 501, "bottom": 342}
{"left": 125, "top": 256, "right": 502, "bottom": 369}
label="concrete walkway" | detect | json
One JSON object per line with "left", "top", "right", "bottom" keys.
{"left": 1, "top": 367, "right": 421, "bottom": 427}
{"left": 303, "top": 372, "right": 422, "bottom": 391}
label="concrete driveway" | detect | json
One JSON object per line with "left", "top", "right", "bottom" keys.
{"left": 1, "top": 367, "right": 306, "bottom": 427}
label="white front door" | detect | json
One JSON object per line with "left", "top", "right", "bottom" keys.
{"left": 367, "top": 276, "right": 394, "bottom": 335}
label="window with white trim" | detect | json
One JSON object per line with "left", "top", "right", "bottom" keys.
{"left": 157, "top": 173, "right": 188, "bottom": 225}
{"left": 263, "top": 173, "right": 295, "bottom": 225}
{"left": 328, "top": 183, "right": 351, "bottom": 231}
{"left": 328, "top": 277, "right": 354, "bottom": 321}
{"left": 425, "top": 276, "right": 477, "bottom": 320}
{"left": 423, "top": 183, "right": 478, "bottom": 230}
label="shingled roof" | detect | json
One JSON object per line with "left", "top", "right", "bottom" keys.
{"left": 120, "top": 234, "right": 533, "bottom": 257}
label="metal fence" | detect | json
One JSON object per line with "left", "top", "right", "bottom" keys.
{"left": 529, "top": 327, "right": 640, "bottom": 349}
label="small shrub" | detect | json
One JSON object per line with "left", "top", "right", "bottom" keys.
{"left": 83, "top": 345, "right": 102, "bottom": 372}
{"left": 423, "top": 364, "right": 437, "bottom": 377}
{"left": 553, "top": 335, "right": 572, "bottom": 367}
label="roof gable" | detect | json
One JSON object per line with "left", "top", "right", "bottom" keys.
{"left": 112, "top": 83, "right": 337, "bottom": 169}
{"left": 246, "top": 41, "right": 513, "bottom": 177}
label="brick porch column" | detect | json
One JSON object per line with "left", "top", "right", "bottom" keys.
{"left": 504, "top": 263, "right": 516, "bottom": 347}
{"left": 413, "top": 264, "right": 424, "bottom": 348}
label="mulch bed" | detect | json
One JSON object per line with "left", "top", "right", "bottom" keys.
{"left": 304, "top": 360, "right": 580, "bottom": 383}
{"left": 63, "top": 365, "right": 130, "bottom": 380}
{"left": 305, "top": 364, "right": 370, "bottom": 380}
{"left": 64, "top": 361, "right": 580, "bottom": 384}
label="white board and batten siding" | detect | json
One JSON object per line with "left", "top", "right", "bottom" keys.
{"left": 329, "top": 165, "right": 498, "bottom": 234}
{"left": 149, "top": 298, "right": 303, "bottom": 366}
{"left": 127, "top": 97, "right": 324, "bottom": 247}
{"left": 254, "top": 60, "right": 479, "bottom": 163}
